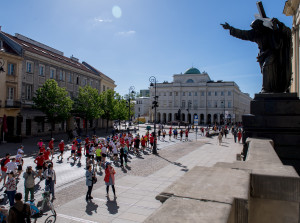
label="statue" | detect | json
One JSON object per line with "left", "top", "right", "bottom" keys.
{"left": 221, "top": 2, "right": 292, "bottom": 93}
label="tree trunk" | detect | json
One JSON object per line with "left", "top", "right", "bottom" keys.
{"left": 85, "top": 118, "right": 88, "bottom": 136}
{"left": 106, "top": 117, "right": 109, "bottom": 133}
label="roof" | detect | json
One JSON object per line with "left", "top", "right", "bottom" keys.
{"left": 82, "top": 61, "right": 115, "bottom": 85}
{"left": 2, "top": 32, "right": 96, "bottom": 75}
{"left": 184, "top": 67, "right": 201, "bottom": 74}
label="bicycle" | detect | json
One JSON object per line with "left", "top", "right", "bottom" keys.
{"left": 29, "top": 190, "right": 56, "bottom": 223}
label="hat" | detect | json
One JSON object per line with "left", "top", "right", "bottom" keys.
{"left": 51, "top": 138, "right": 54, "bottom": 140}
{"left": 46, "top": 147, "right": 50, "bottom": 150}
{"left": 105, "top": 161, "right": 111, "bottom": 166}
{"left": 61, "top": 140, "right": 64, "bottom": 142}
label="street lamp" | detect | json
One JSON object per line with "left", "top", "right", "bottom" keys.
{"left": 149, "top": 76, "right": 158, "bottom": 155}
{"left": 128, "top": 86, "right": 135, "bottom": 130}
{"left": 186, "top": 101, "right": 191, "bottom": 124}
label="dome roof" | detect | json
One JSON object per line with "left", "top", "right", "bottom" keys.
{"left": 184, "top": 67, "right": 201, "bottom": 74}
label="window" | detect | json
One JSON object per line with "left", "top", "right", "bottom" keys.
{"left": 193, "top": 100, "right": 198, "bottom": 106}
{"left": 228, "top": 101, "right": 232, "bottom": 108}
{"left": 169, "top": 101, "right": 172, "bottom": 107}
{"left": 201, "top": 91, "right": 205, "bottom": 96}
{"left": 68, "top": 73, "right": 72, "bottom": 83}
{"left": 59, "top": 71, "right": 64, "bottom": 81}
{"left": 103, "top": 85, "right": 106, "bottom": 91}
{"left": 90, "top": 80, "right": 93, "bottom": 86}
{"left": 186, "top": 79, "right": 194, "bottom": 83}
{"left": 214, "top": 101, "right": 218, "bottom": 108}
{"left": 7, "top": 87, "right": 14, "bottom": 100}
{"left": 228, "top": 91, "right": 232, "bottom": 96}
{"left": 26, "top": 61, "right": 33, "bottom": 73}
{"left": 189, "top": 92, "right": 192, "bottom": 96}
{"left": 76, "top": 76, "right": 80, "bottom": 85}
{"left": 7, "top": 63, "right": 15, "bottom": 75}
{"left": 215, "top": 91, "right": 218, "bottom": 96}
{"left": 208, "top": 91, "right": 211, "bottom": 96}
{"left": 26, "top": 85, "right": 32, "bottom": 100}
{"left": 195, "top": 92, "right": 198, "bottom": 96}
{"left": 221, "top": 91, "right": 224, "bottom": 96}
{"left": 221, "top": 101, "right": 225, "bottom": 108}
{"left": 50, "top": 68, "right": 55, "bottom": 79}
{"left": 207, "top": 101, "right": 211, "bottom": 108}
{"left": 39, "top": 65, "right": 44, "bottom": 76}
{"left": 175, "top": 92, "right": 178, "bottom": 96}
{"left": 164, "top": 92, "right": 166, "bottom": 96}
{"left": 82, "top": 78, "right": 87, "bottom": 86}
{"left": 182, "top": 92, "right": 185, "bottom": 96}
{"left": 169, "top": 92, "right": 172, "bottom": 96}
{"left": 182, "top": 100, "right": 186, "bottom": 108}
{"left": 0, "top": 40, "right": 3, "bottom": 49}
{"left": 138, "top": 108, "right": 141, "bottom": 112}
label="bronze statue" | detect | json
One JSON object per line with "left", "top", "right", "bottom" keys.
{"left": 221, "top": 2, "right": 292, "bottom": 93}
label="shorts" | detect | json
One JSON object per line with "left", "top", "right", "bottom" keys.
{"left": 102, "top": 153, "right": 107, "bottom": 158}
{"left": 37, "top": 165, "right": 43, "bottom": 170}
{"left": 96, "top": 156, "right": 102, "bottom": 162}
{"left": 71, "top": 150, "right": 75, "bottom": 154}
{"left": 85, "top": 154, "right": 90, "bottom": 158}
{"left": 77, "top": 152, "right": 82, "bottom": 157}
{"left": 113, "top": 154, "right": 118, "bottom": 157}
{"left": 59, "top": 150, "right": 64, "bottom": 154}
{"left": 150, "top": 143, "right": 154, "bottom": 146}
{"left": 89, "top": 154, "right": 94, "bottom": 159}
{"left": 1, "top": 171, "right": 6, "bottom": 179}
{"left": 18, "top": 165, "right": 22, "bottom": 171}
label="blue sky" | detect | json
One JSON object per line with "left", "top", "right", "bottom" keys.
{"left": 0, "top": 0, "right": 292, "bottom": 98}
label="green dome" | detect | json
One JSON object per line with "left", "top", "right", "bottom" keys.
{"left": 184, "top": 67, "right": 200, "bottom": 74}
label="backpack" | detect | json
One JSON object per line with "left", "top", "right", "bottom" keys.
{"left": 11, "top": 204, "right": 30, "bottom": 223}
{"left": 0, "top": 158, "right": 7, "bottom": 168}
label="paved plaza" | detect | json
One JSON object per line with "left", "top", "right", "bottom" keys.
{"left": 0, "top": 126, "right": 242, "bottom": 222}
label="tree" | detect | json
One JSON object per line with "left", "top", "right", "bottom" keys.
{"left": 73, "top": 86, "right": 103, "bottom": 135}
{"left": 113, "top": 94, "right": 128, "bottom": 130}
{"left": 32, "top": 79, "right": 73, "bottom": 138}
{"left": 100, "top": 89, "right": 121, "bottom": 133}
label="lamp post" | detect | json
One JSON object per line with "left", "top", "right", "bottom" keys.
{"left": 186, "top": 101, "right": 191, "bottom": 125}
{"left": 128, "top": 86, "right": 135, "bottom": 130}
{"left": 149, "top": 76, "right": 158, "bottom": 155}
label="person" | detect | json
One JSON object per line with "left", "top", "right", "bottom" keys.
{"left": 44, "top": 164, "right": 56, "bottom": 200}
{"left": 119, "top": 144, "right": 127, "bottom": 167}
{"left": 141, "top": 136, "right": 146, "bottom": 152}
{"left": 37, "top": 139, "right": 43, "bottom": 150}
{"left": 158, "top": 129, "right": 161, "bottom": 141}
{"left": 4, "top": 171, "right": 17, "bottom": 206}
{"left": 76, "top": 143, "right": 83, "bottom": 164}
{"left": 23, "top": 166, "right": 37, "bottom": 202}
{"left": 5, "top": 158, "right": 18, "bottom": 177}
{"left": 0, "top": 153, "right": 10, "bottom": 186}
{"left": 15, "top": 149, "right": 24, "bottom": 178}
{"left": 8, "top": 192, "right": 31, "bottom": 223}
{"left": 95, "top": 145, "right": 102, "bottom": 171}
{"left": 43, "top": 148, "right": 51, "bottom": 162}
{"left": 67, "top": 141, "right": 77, "bottom": 161}
{"left": 134, "top": 136, "right": 140, "bottom": 155}
{"left": 149, "top": 134, "right": 154, "bottom": 152}
{"left": 238, "top": 129, "right": 242, "bottom": 143}
{"left": 57, "top": 140, "right": 65, "bottom": 161}
{"left": 169, "top": 129, "right": 172, "bottom": 141}
{"left": 34, "top": 153, "right": 45, "bottom": 180}
{"left": 48, "top": 138, "right": 55, "bottom": 160}
{"left": 162, "top": 130, "right": 166, "bottom": 142}
{"left": 218, "top": 132, "right": 223, "bottom": 146}
{"left": 104, "top": 162, "right": 116, "bottom": 197}
{"left": 233, "top": 129, "right": 237, "bottom": 143}
{"left": 185, "top": 129, "right": 189, "bottom": 141}
{"left": 180, "top": 129, "right": 183, "bottom": 141}
{"left": 85, "top": 165, "right": 94, "bottom": 201}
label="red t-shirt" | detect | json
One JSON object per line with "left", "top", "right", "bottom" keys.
{"left": 85, "top": 138, "right": 89, "bottom": 144}
{"left": 44, "top": 150, "right": 51, "bottom": 160}
{"left": 1, "top": 158, "right": 10, "bottom": 172}
{"left": 35, "top": 156, "right": 45, "bottom": 166}
{"left": 141, "top": 138, "right": 146, "bottom": 146}
{"left": 59, "top": 142, "right": 65, "bottom": 151}
{"left": 39, "top": 147, "right": 46, "bottom": 154}
{"left": 150, "top": 136, "right": 154, "bottom": 143}
{"left": 48, "top": 140, "right": 54, "bottom": 149}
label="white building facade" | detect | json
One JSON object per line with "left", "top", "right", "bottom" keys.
{"left": 134, "top": 97, "right": 150, "bottom": 119}
{"left": 149, "top": 67, "right": 252, "bottom": 125}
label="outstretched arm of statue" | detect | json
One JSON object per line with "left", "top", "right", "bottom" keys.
{"left": 221, "top": 22, "right": 231, "bottom": 30}
{"left": 222, "top": 22, "right": 255, "bottom": 42}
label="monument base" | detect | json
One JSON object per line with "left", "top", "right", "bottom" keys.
{"left": 243, "top": 93, "right": 300, "bottom": 173}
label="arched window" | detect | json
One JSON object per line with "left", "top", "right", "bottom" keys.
{"left": 186, "top": 79, "right": 194, "bottom": 83}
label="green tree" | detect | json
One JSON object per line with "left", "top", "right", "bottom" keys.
{"left": 113, "top": 94, "right": 128, "bottom": 129}
{"left": 73, "top": 86, "right": 103, "bottom": 135}
{"left": 32, "top": 79, "right": 73, "bottom": 138}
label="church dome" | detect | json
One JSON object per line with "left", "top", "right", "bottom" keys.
{"left": 184, "top": 67, "right": 201, "bottom": 74}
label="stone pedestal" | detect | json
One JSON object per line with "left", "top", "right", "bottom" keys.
{"left": 243, "top": 93, "right": 300, "bottom": 173}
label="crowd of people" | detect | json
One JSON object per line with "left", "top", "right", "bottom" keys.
{"left": 0, "top": 123, "right": 243, "bottom": 222}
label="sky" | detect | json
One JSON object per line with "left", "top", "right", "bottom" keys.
{"left": 0, "top": 0, "right": 292, "bottom": 98}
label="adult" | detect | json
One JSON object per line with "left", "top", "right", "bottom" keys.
{"left": 218, "top": 132, "right": 223, "bottom": 146}
{"left": 119, "top": 144, "right": 127, "bottom": 168}
{"left": 5, "top": 158, "right": 18, "bottom": 176}
{"left": 37, "top": 139, "right": 43, "bottom": 150}
{"left": 104, "top": 162, "right": 116, "bottom": 198}
{"left": 8, "top": 192, "right": 31, "bottom": 223}
{"left": 23, "top": 166, "right": 37, "bottom": 202}
{"left": 44, "top": 164, "right": 56, "bottom": 200}
{"left": 48, "top": 138, "right": 55, "bottom": 160}
{"left": 34, "top": 153, "right": 45, "bottom": 179}
{"left": 85, "top": 165, "right": 94, "bottom": 201}
{"left": 0, "top": 153, "right": 11, "bottom": 186}
{"left": 4, "top": 172, "right": 16, "bottom": 206}
{"left": 238, "top": 130, "right": 242, "bottom": 143}
{"left": 57, "top": 140, "right": 65, "bottom": 161}
{"left": 233, "top": 129, "right": 238, "bottom": 143}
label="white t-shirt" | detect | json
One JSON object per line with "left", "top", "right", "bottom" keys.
{"left": 102, "top": 146, "right": 107, "bottom": 154}
{"left": 17, "top": 149, "right": 24, "bottom": 156}
{"left": 15, "top": 154, "right": 22, "bottom": 165}
{"left": 5, "top": 162, "right": 17, "bottom": 173}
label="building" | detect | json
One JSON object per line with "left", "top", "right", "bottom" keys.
{"left": 139, "top": 89, "right": 150, "bottom": 97}
{"left": 134, "top": 97, "right": 150, "bottom": 119}
{"left": 0, "top": 30, "right": 115, "bottom": 139}
{"left": 149, "top": 67, "right": 251, "bottom": 125}
{"left": 284, "top": 0, "right": 300, "bottom": 97}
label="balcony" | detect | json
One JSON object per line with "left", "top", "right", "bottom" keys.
{"left": 5, "top": 100, "right": 21, "bottom": 108}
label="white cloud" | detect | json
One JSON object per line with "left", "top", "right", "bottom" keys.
{"left": 94, "top": 17, "right": 112, "bottom": 23}
{"left": 117, "top": 30, "right": 136, "bottom": 36}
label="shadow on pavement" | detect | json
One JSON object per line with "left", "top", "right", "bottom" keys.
{"left": 156, "top": 154, "right": 189, "bottom": 172}
{"left": 105, "top": 197, "right": 119, "bottom": 215}
{"left": 85, "top": 200, "right": 98, "bottom": 215}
